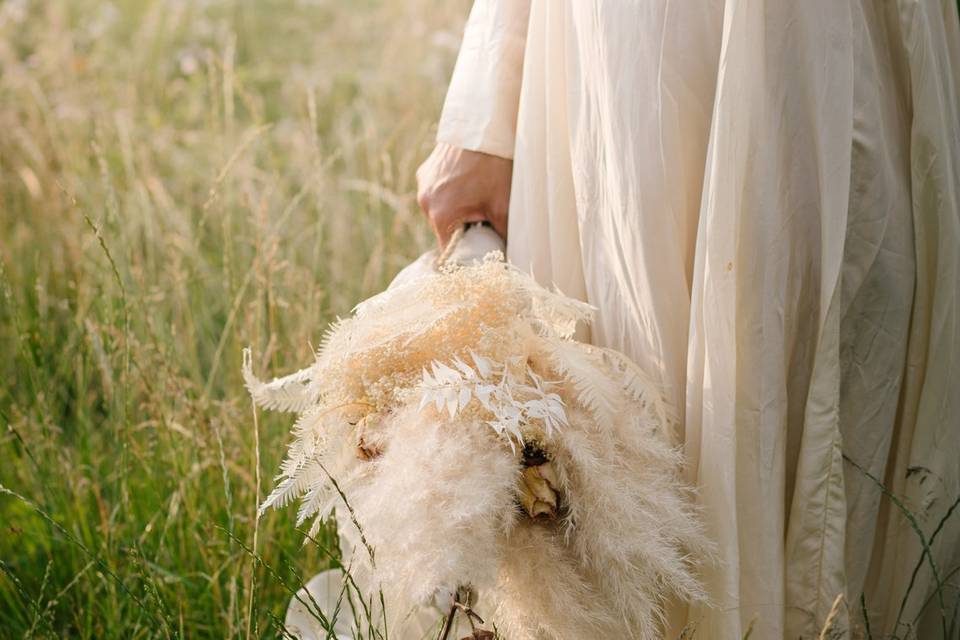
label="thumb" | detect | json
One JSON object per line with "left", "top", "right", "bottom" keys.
{"left": 434, "top": 210, "right": 488, "bottom": 249}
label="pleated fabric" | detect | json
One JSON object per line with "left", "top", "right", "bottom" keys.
{"left": 437, "top": 1, "right": 960, "bottom": 637}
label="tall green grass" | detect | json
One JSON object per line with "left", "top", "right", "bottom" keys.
{"left": 0, "top": 0, "right": 462, "bottom": 636}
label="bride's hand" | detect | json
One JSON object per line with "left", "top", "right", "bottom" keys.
{"left": 416, "top": 142, "right": 512, "bottom": 247}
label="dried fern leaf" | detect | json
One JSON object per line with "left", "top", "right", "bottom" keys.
{"left": 242, "top": 347, "right": 317, "bottom": 413}
{"left": 544, "top": 340, "right": 622, "bottom": 424}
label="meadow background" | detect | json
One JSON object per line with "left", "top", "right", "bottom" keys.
{"left": 0, "top": 0, "right": 465, "bottom": 636}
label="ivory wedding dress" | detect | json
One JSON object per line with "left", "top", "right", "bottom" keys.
{"left": 436, "top": 1, "right": 960, "bottom": 638}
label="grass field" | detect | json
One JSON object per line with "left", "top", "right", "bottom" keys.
{"left": 0, "top": 0, "right": 464, "bottom": 636}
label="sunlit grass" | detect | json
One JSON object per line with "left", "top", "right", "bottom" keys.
{"left": 0, "top": 0, "right": 463, "bottom": 636}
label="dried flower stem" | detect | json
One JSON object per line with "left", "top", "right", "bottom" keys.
{"left": 438, "top": 599, "right": 457, "bottom": 640}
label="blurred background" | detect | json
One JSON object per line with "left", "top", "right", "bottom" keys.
{"left": 0, "top": 0, "right": 465, "bottom": 636}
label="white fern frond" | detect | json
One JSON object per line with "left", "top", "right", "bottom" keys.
{"left": 305, "top": 513, "right": 328, "bottom": 541}
{"left": 515, "top": 271, "right": 594, "bottom": 339}
{"left": 596, "top": 346, "right": 678, "bottom": 427}
{"left": 313, "top": 316, "right": 349, "bottom": 364}
{"left": 242, "top": 348, "right": 317, "bottom": 412}
{"left": 260, "top": 466, "right": 315, "bottom": 515}
{"left": 296, "top": 474, "right": 334, "bottom": 526}
{"left": 545, "top": 340, "right": 622, "bottom": 424}
{"left": 418, "top": 355, "right": 567, "bottom": 440}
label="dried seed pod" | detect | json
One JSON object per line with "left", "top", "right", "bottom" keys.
{"left": 356, "top": 435, "right": 382, "bottom": 460}
{"left": 355, "top": 413, "right": 385, "bottom": 460}
{"left": 341, "top": 402, "right": 372, "bottom": 426}
{"left": 518, "top": 461, "right": 560, "bottom": 520}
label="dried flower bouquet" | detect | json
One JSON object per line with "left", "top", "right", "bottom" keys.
{"left": 245, "top": 227, "right": 710, "bottom": 639}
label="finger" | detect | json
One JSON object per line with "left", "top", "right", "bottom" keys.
{"left": 433, "top": 209, "right": 487, "bottom": 248}
{"left": 485, "top": 207, "right": 509, "bottom": 243}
